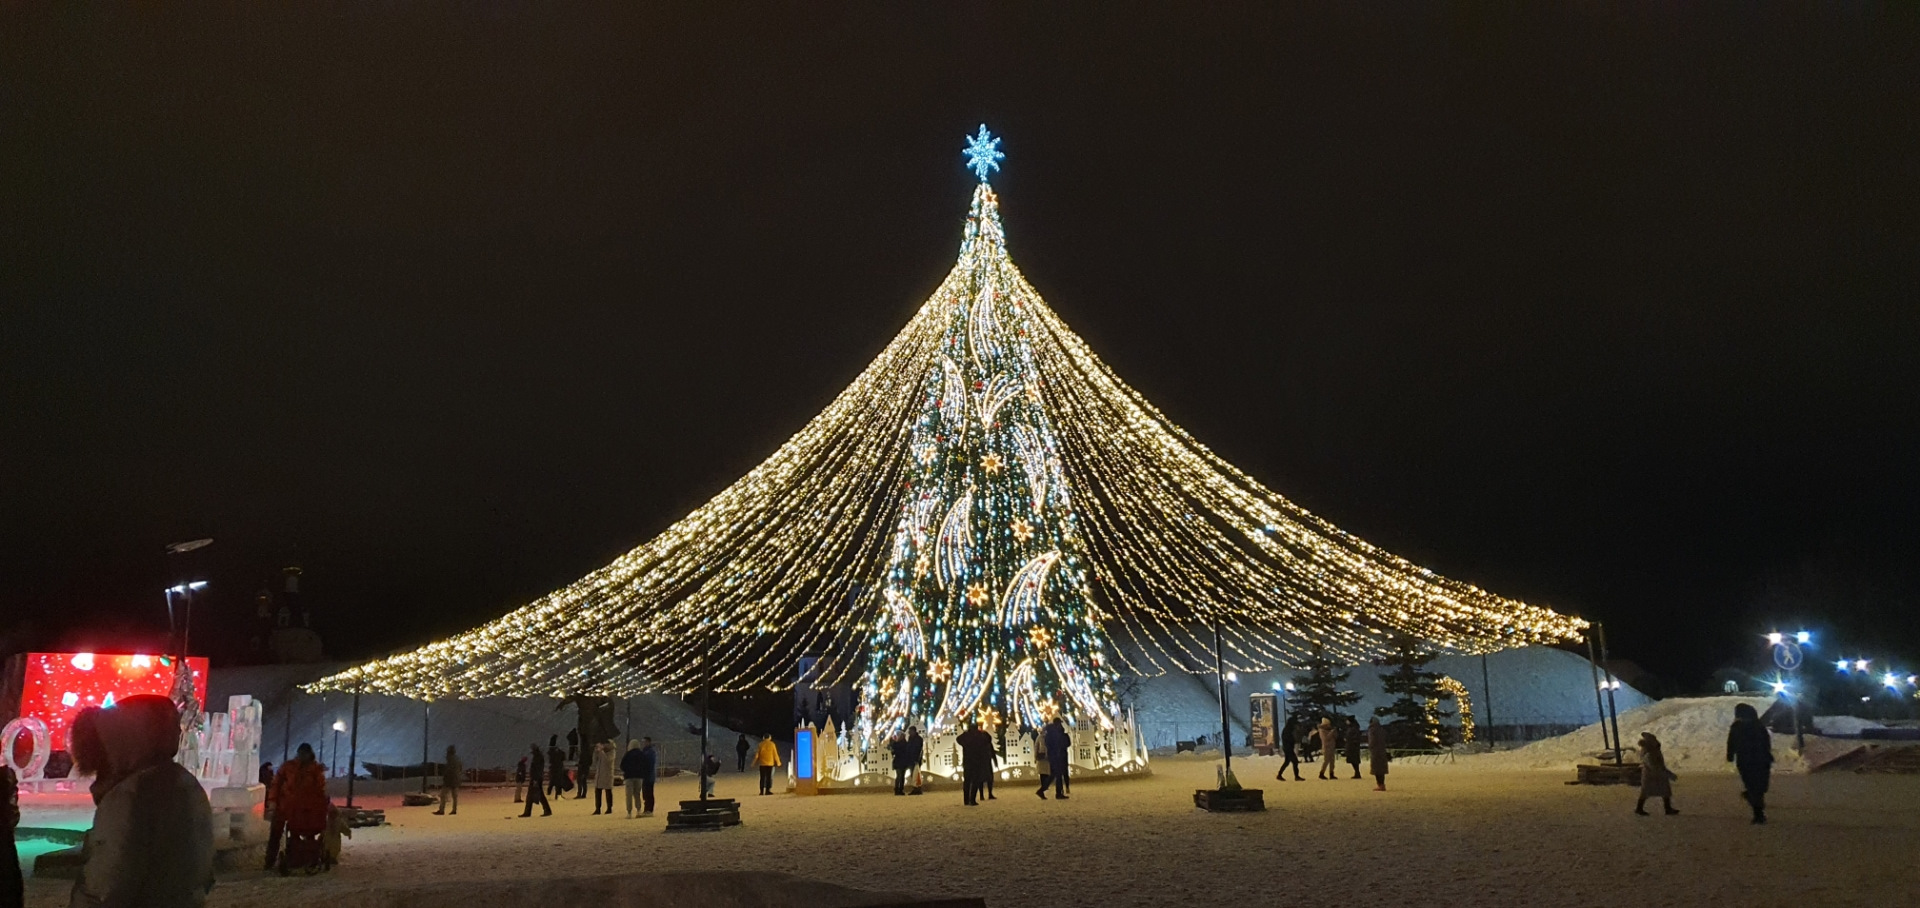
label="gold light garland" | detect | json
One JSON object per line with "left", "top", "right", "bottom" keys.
{"left": 305, "top": 181, "right": 1585, "bottom": 700}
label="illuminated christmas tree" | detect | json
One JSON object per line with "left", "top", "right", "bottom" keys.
{"left": 308, "top": 128, "right": 1586, "bottom": 711}
{"left": 860, "top": 127, "right": 1117, "bottom": 738}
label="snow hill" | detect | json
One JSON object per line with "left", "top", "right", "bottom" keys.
{"left": 207, "top": 663, "right": 735, "bottom": 775}
{"left": 1457, "top": 695, "right": 1806, "bottom": 773}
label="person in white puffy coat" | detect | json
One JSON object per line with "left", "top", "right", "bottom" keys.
{"left": 70, "top": 694, "right": 214, "bottom": 908}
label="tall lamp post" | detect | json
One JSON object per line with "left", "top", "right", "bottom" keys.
{"left": 330, "top": 721, "right": 345, "bottom": 778}
{"left": 1211, "top": 621, "right": 1235, "bottom": 781}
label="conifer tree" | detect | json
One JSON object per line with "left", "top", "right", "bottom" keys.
{"left": 1374, "top": 633, "right": 1455, "bottom": 747}
{"left": 1288, "top": 645, "right": 1361, "bottom": 720}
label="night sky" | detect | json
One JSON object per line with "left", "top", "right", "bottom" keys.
{"left": 4, "top": 3, "right": 1916, "bottom": 690}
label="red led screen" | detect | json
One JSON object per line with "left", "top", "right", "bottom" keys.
{"left": 18, "top": 652, "right": 208, "bottom": 751}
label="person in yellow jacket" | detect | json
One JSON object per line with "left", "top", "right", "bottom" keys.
{"left": 752, "top": 736, "right": 782, "bottom": 796}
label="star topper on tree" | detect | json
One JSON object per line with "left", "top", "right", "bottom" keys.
{"left": 963, "top": 124, "right": 1004, "bottom": 182}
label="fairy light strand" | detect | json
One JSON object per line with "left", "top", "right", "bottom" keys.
{"left": 307, "top": 157, "right": 1584, "bottom": 702}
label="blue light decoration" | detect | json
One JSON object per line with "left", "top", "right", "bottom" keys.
{"left": 963, "top": 124, "right": 1004, "bottom": 182}
{"left": 794, "top": 727, "right": 815, "bottom": 780}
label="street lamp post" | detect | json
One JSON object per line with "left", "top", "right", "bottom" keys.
{"left": 1211, "top": 620, "right": 1234, "bottom": 782}
{"left": 330, "top": 721, "right": 345, "bottom": 778}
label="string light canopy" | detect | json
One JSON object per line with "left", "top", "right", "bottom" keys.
{"left": 307, "top": 127, "right": 1586, "bottom": 706}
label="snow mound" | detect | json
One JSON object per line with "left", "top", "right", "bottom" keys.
{"left": 1814, "top": 715, "right": 1885, "bottom": 736}
{"left": 1457, "top": 696, "right": 1805, "bottom": 774}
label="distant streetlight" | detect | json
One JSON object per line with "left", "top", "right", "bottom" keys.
{"left": 1836, "top": 659, "right": 1852, "bottom": 671}
{"left": 1856, "top": 659, "right": 1871, "bottom": 672}
{"left": 1766, "top": 632, "right": 1783, "bottom": 646}
{"left": 331, "top": 720, "right": 346, "bottom": 777}
{"left": 1796, "top": 631, "right": 1812, "bottom": 644}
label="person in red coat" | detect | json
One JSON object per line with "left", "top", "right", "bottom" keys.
{"left": 267, "top": 743, "right": 330, "bottom": 871}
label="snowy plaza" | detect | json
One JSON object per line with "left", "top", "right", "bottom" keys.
{"left": 21, "top": 748, "right": 1920, "bottom": 908}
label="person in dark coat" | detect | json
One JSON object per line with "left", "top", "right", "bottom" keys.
{"left": 905, "top": 727, "right": 927, "bottom": 795}
{"left": 4, "top": 760, "right": 21, "bottom": 908}
{"left": 621, "top": 737, "right": 658, "bottom": 817}
{"left": 544, "top": 736, "right": 565, "bottom": 797}
{"left": 1274, "top": 714, "right": 1303, "bottom": 781}
{"left": 955, "top": 721, "right": 997, "bottom": 806}
{"left": 1042, "top": 718, "right": 1071, "bottom": 799}
{"left": 514, "top": 755, "right": 528, "bottom": 803}
{"left": 520, "top": 744, "right": 552, "bottom": 817}
{"left": 1727, "top": 702, "right": 1773, "bottom": 824}
{"left": 1343, "top": 716, "right": 1364, "bottom": 780}
{"left": 1367, "top": 717, "right": 1390, "bottom": 791}
{"left": 259, "top": 762, "right": 274, "bottom": 786}
{"left": 433, "top": 744, "right": 463, "bottom": 815}
{"left": 546, "top": 741, "right": 569, "bottom": 799}
{"left": 887, "top": 731, "right": 913, "bottom": 796}
{"left": 1635, "top": 732, "right": 1679, "bottom": 816}
{"left": 736, "top": 733, "right": 752, "bottom": 772}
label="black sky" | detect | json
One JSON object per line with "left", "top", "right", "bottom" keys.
{"left": 3, "top": 2, "right": 1916, "bottom": 689}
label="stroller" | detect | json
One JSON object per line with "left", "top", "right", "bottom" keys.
{"left": 277, "top": 802, "right": 338, "bottom": 875}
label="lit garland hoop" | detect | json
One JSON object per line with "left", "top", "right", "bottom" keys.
{"left": 307, "top": 131, "right": 1584, "bottom": 701}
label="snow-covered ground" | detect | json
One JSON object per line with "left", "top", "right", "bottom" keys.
{"left": 23, "top": 752, "right": 1919, "bottom": 907}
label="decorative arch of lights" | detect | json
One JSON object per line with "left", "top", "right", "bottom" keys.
{"left": 308, "top": 127, "right": 1585, "bottom": 705}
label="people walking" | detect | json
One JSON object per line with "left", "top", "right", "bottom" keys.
{"left": 620, "top": 739, "right": 652, "bottom": 817}
{"left": 521, "top": 744, "right": 552, "bottom": 817}
{"left": 592, "top": 740, "right": 617, "bottom": 815}
{"left": 905, "top": 727, "right": 926, "bottom": 795}
{"left": 956, "top": 721, "right": 996, "bottom": 806}
{"left": 888, "top": 731, "right": 912, "bottom": 795}
{"left": 1367, "top": 717, "right": 1390, "bottom": 791}
{"left": 1727, "top": 702, "right": 1774, "bottom": 824}
{"left": 69, "top": 694, "right": 214, "bottom": 901}
{"left": 753, "top": 735, "right": 782, "bottom": 795}
{"left": 574, "top": 743, "right": 591, "bottom": 799}
{"left": 546, "top": 737, "right": 568, "bottom": 799}
{"left": 1634, "top": 732, "right": 1679, "bottom": 816}
{"left": 1343, "top": 716, "right": 1363, "bottom": 780}
{"left": 1042, "top": 718, "right": 1071, "bottom": 799}
{"left": 433, "top": 745, "right": 462, "bottom": 815}
{"left": 1275, "top": 715, "right": 1303, "bottom": 781}
{"left": 1315, "top": 717, "right": 1339, "bottom": 780}
{"left": 736, "top": 733, "right": 752, "bottom": 773}
{"left": 1033, "top": 727, "right": 1052, "bottom": 798}
{"left": 514, "top": 754, "right": 527, "bottom": 803}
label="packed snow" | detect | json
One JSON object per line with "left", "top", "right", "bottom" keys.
{"left": 23, "top": 751, "right": 1920, "bottom": 907}
{"left": 1814, "top": 715, "right": 1886, "bottom": 737}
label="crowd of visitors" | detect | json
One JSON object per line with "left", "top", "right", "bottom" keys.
{"left": 0, "top": 701, "right": 1784, "bottom": 907}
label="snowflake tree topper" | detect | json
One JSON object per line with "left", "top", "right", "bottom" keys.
{"left": 963, "top": 124, "right": 1005, "bottom": 182}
